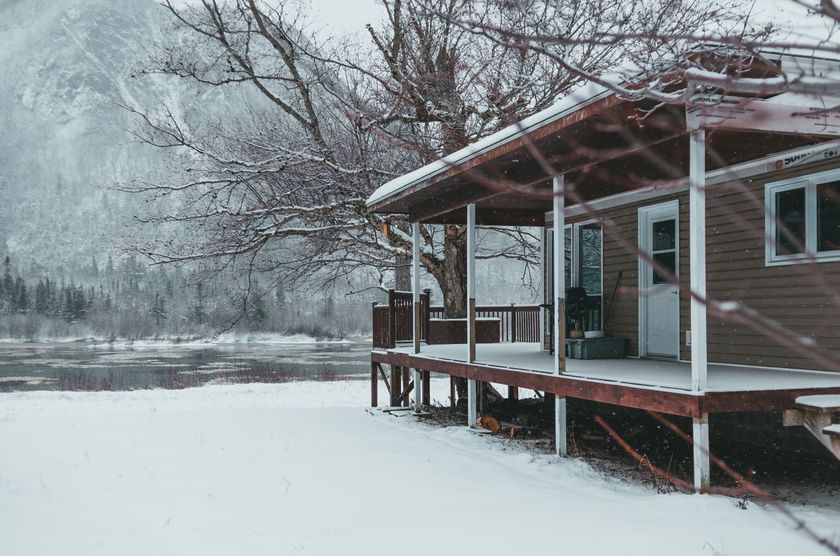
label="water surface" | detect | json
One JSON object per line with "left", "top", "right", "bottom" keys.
{"left": 0, "top": 341, "right": 372, "bottom": 391}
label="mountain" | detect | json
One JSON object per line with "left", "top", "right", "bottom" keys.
{"left": 0, "top": 0, "right": 233, "bottom": 274}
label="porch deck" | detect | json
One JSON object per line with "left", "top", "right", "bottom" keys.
{"left": 390, "top": 343, "right": 840, "bottom": 392}
{"left": 372, "top": 343, "right": 840, "bottom": 417}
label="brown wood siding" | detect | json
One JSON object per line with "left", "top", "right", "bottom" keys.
{"left": 563, "top": 158, "right": 840, "bottom": 372}
{"left": 704, "top": 160, "right": 840, "bottom": 371}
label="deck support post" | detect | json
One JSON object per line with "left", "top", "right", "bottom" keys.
{"left": 371, "top": 362, "right": 378, "bottom": 407}
{"left": 693, "top": 413, "right": 710, "bottom": 493}
{"left": 413, "top": 368, "right": 422, "bottom": 413}
{"left": 389, "top": 365, "right": 400, "bottom": 407}
{"left": 555, "top": 397, "right": 567, "bottom": 457}
{"left": 552, "top": 175, "right": 568, "bottom": 456}
{"left": 689, "top": 128, "right": 708, "bottom": 392}
{"left": 466, "top": 202, "right": 477, "bottom": 427}
{"left": 467, "top": 376, "right": 477, "bottom": 427}
{"left": 412, "top": 222, "right": 422, "bottom": 413}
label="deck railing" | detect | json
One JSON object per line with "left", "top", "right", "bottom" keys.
{"left": 372, "top": 290, "right": 431, "bottom": 349}
{"left": 373, "top": 290, "right": 540, "bottom": 348}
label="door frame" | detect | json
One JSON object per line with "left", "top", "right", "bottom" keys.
{"left": 637, "top": 200, "right": 680, "bottom": 358}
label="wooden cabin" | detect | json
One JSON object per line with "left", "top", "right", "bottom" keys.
{"left": 366, "top": 51, "right": 840, "bottom": 491}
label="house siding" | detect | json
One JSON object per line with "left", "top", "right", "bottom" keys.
{"left": 704, "top": 159, "right": 840, "bottom": 370}
{"left": 560, "top": 158, "right": 840, "bottom": 372}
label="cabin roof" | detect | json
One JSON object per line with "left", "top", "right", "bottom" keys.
{"left": 366, "top": 82, "right": 612, "bottom": 207}
{"left": 365, "top": 50, "right": 840, "bottom": 226}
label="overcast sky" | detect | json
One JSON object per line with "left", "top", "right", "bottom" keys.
{"left": 306, "top": 0, "right": 835, "bottom": 46}
{"left": 308, "top": 0, "right": 383, "bottom": 36}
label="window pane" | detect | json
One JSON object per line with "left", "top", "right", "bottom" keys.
{"left": 564, "top": 226, "right": 572, "bottom": 290}
{"left": 578, "top": 224, "right": 602, "bottom": 296}
{"left": 652, "top": 219, "right": 675, "bottom": 252}
{"left": 652, "top": 252, "right": 675, "bottom": 285}
{"left": 818, "top": 181, "right": 840, "bottom": 252}
{"left": 775, "top": 187, "right": 806, "bottom": 255}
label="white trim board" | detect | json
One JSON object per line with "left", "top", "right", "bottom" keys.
{"left": 545, "top": 140, "right": 840, "bottom": 223}
{"left": 764, "top": 167, "right": 840, "bottom": 266}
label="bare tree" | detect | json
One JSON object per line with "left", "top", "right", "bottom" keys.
{"left": 122, "top": 0, "right": 744, "bottom": 318}
{"left": 448, "top": 0, "right": 840, "bottom": 103}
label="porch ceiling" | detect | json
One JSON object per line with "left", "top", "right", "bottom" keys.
{"left": 372, "top": 102, "right": 825, "bottom": 226}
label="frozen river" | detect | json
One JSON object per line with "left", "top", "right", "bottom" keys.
{"left": 0, "top": 341, "right": 372, "bottom": 391}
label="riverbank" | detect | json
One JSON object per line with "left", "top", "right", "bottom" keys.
{"left": 0, "top": 331, "right": 369, "bottom": 346}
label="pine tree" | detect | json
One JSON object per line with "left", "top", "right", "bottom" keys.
{"left": 249, "top": 295, "right": 267, "bottom": 324}
{"left": 190, "top": 282, "right": 206, "bottom": 324}
{"left": 72, "top": 288, "right": 86, "bottom": 320}
{"left": 62, "top": 286, "right": 75, "bottom": 322}
{"left": 35, "top": 280, "right": 48, "bottom": 314}
{"left": 151, "top": 292, "right": 167, "bottom": 326}
{"left": 15, "top": 279, "right": 29, "bottom": 313}
{"left": 2, "top": 256, "right": 13, "bottom": 311}
{"left": 45, "top": 278, "right": 58, "bottom": 316}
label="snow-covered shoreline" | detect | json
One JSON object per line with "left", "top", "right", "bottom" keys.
{"left": 1, "top": 380, "right": 839, "bottom": 556}
{"left": 0, "top": 332, "right": 371, "bottom": 347}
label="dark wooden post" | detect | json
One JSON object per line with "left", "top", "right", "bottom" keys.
{"left": 390, "top": 365, "right": 400, "bottom": 407}
{"left": 402, "top": 367, "right": 410, "bottom": 407}
{"left": 422, "top": 289, "right": 431, "bottom": 342}
{"left": 422, "top": 370, "right": 430, "bottom": 407}
{"left": 510, "top": 303, "right": 517, "bottom": 343}
{"left": 387, "top": 289, "right": 396, "bottom": 349}
{"left": 557, "top": 299, "right": 566, "bottom": 373}
{"left": 371, "top": 363, "right": 378, "bottom": 407}
{"left": 450, "top": 377, "right": 456, "bottom": 408}
{"left": 507, "top": 385, "right": 519, "bottom": 401}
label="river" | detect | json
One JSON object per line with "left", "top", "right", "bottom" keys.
{"left": 0, "top": 341, "right": 372, "bottom": 391}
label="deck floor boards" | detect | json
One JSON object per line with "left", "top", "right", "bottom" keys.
{"left": 384, "top": 342, "right": 840, "bottom": 393}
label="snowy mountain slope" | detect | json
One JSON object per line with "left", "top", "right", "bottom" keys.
{"left": 0, "top": 0, "right": 233, "bottom": 273}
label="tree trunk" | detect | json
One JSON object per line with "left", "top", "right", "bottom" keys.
{"left": 436, "top": 223, "right": 470, "bottom": 405}
{"left": 441, "top": 224, "right": 467, "bottom": 318}
{"left": 394, "top": 254, "right": 411, "bottom": 291}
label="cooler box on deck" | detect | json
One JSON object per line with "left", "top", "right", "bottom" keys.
{"left": 566, "top": 337, "right": 626, "bottom": 359}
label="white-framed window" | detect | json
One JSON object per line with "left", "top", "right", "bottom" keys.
{"left": 545, "top": 222, "right": 603, "bottom": 330}
{"left": 765, "top": 168, "right": 840, "bottom": 266}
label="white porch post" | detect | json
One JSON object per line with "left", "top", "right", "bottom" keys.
{"left": 689, "top": 129, "right": 708, "bottom": 391}
{"left": 466, "top": 203, "right": 477, "bottom": 427}
{"left": 693, "top": 414, "right": 710, "bottom": 492}
{"left": 539, "top": 225, "right": 546, "bottom": 350}
{"left": 412, "top": 222, "right": 422, "bottom": 413}
{"left": 552, "top": 175, "right": 567, "bottom": 456}
{"left": 689, "top": 127, "right": 710, "bottom": 491}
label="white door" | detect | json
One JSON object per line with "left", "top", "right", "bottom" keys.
{"left": 639, "top": 202, "right": 679, "bottom": 358}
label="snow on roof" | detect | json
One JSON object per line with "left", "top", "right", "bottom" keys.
{"left": 365, "top": 82, "right": 612, "bottom": 207}
{"left": 366, "top": 47, "right": 840, "bottom": 209}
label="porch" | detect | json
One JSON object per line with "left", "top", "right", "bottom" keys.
{"left": 364, "top": 61, "right": 840, "bottom": 491}
{"left": 372, "top": 343, "right": 840, "bottom": 417}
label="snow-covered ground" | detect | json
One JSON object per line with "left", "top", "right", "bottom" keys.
{"left": 1, "top": 380, "right": 838, "bottom": 556}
